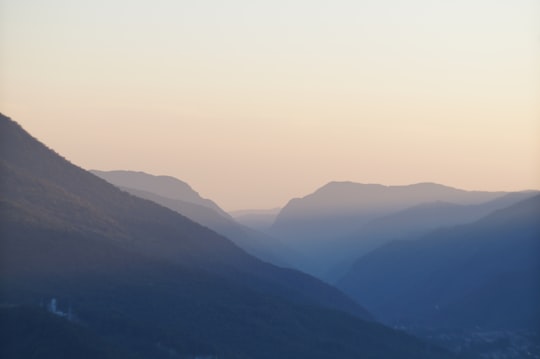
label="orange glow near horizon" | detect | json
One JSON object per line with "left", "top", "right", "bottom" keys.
{"left": 1, "top": 0, "right": 539, "bottom": 211}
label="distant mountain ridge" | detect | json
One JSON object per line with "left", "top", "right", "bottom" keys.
{"left": 92, "top": 170, "right": 293, "bottom": 267}
{"left": 91, "top": 170, "right": 230, "bottom": 218}
{"left": 273, "top": 181, "right": 507, "bottom": 233}
{"left": 268, "top": 181, "right": 510, "bottom": 277}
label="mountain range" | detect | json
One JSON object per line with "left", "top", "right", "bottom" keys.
{"left": 0, "top": 113, "right": 454, "bottom": 358}
{"left": 323, "top": 191, "right": 537, "bottom": 281}
{"left": 338, "top": 194, "right": 540, "bottom": 331}
{"left": 266, "top": 181, "right": 534, "bottom": 278}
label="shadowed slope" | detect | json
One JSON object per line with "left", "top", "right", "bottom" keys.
{"left": 0, "top": 306, "right": 141, "bottom": 359}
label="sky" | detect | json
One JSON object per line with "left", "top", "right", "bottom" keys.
{"left": 1, "top": 0, "right": 539, "bottom": 211}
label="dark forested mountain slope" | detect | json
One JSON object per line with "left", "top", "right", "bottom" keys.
{"left": 338, "top": 195, "right": 540, "bottom": 331}
{"left": 0, "top": 305, "right": 141, "bottom": 359}
{"left": 0, "top": 113, "right": 454, "bottom": 359}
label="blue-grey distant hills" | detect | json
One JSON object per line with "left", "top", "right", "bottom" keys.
{"left": 337, "top": 194, "right": 540, "bottom": 331}
{"left": 91, "top": 170, "right": 292, "bottom": 267}
{"left": 0, "top": 113, "right": 456, "bottom": 359}
{"left": 324, "top": 191, "right": 538, "bottom": 281}
{"left": 91, "top": 170, "right": 229, "bottom": 218}
{"left": 268, "top": 181, "right": 535, "bottom": 278}
{"left": 272, "top": 181, "right": 507, "bottom": 239}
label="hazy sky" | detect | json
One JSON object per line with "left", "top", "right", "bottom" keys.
{"left": 1, "top": 0, "right": 539, "bottom": 211}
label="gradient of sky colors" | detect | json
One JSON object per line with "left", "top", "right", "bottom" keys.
{"left": 1, "top": 0, "right": 539, "bottom": 211}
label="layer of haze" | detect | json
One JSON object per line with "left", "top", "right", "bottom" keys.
{"left": 1, "top": 0, "right": 539, "bottom": 211}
